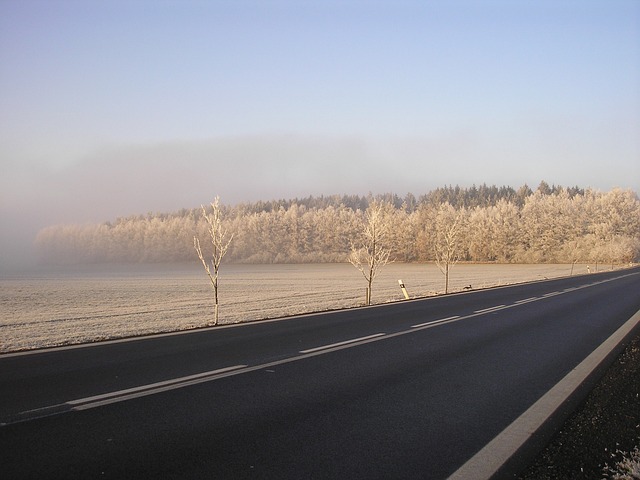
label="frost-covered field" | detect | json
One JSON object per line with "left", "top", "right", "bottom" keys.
{"left": 1, "top": 263, "right": 596, "bottom": 353}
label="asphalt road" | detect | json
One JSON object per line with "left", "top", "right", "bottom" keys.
{"left": 1, "top": 267, "right": 639, "bottom": 479}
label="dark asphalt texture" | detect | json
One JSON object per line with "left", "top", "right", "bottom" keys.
{"left": 1, "top": 268, "right": 639, "bottom": 479}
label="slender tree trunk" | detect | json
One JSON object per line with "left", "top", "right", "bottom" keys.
{"left": 367, "top": 260, "right": 375, "bottom": 305}
{"left": 368, "top": 240, "right": 376, "bottom": 305}
{"left": 214, "top": 274, "right": 219, "bottom": 325}
{"left": 445, "top": 262, "right": 449, "bottom": 294}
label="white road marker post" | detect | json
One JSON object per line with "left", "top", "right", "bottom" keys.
{"left": 398, "top": 279, "right": 410, "bottom": 300}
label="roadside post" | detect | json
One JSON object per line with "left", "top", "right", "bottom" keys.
{"left": 398, "top": 280, "right": 410, "bottom": 300}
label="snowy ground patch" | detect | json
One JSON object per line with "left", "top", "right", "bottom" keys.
{"left": 0, "top": 263, "right": 603, "bottom": 353}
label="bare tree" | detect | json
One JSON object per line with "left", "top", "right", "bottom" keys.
{"left": 434, "top": 203, "right": 463, "bottom": 294}
{"left": 349, "top": 200, "right": 392, "bottom": 305}
{"left": 194, "top": 197, "right": 234, "bottom": 325}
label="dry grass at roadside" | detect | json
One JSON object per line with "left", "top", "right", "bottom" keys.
{"left": 604, "top": 446, "right": 640, "bottom": 479}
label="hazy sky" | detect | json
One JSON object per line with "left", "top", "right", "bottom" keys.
{"left": 1, "top": 0, "right": 639, "bottom": 268}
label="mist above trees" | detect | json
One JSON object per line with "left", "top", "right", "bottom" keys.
{"left": 34, "top": 183, "right": 640, "bottom": 267}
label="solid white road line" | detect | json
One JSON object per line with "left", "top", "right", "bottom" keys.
{"left": 448, "top": 307, "right": 640, "bottom": 480}
{"left": 299, "top": 333, "right": 385, "bottom": 354}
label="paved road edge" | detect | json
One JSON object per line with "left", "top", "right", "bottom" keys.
{"left": 448, "top": 307, "right": 640, "bottom": 480}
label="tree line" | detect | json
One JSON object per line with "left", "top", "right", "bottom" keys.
{"left": 34, "top": 183, "right": 640, "bottom": 266}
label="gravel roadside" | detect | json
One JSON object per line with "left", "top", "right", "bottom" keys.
{"left": 518, "top": 333, "right": 640, "bottom": 479}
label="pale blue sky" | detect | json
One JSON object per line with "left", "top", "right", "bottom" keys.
{"left": 1, "top": 0, "right": 639, "bottom": 267}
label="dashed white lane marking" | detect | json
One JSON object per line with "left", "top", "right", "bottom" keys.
{"left": 474, "top": 305, "right": 507, "bottom": 314}
{"left": 411, "top": 316, "right": 460, "bottom": 328}
{"left": 3, "top": 365, "right": 248, "bottom": 425}
{"left": 514, "top": 297, "right": 538, "bottom": 304}
{"left": 299, "top": 333, "right": 386, "bottom": 354}
{"left": 69, "top": 365, "right": 248, "bottom": 410}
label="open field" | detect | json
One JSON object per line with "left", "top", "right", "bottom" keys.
{"left": 0, "top": 263, "right": 607, "bottom": 353}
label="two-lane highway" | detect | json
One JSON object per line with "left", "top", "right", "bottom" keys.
{"left": 1, "top": 268, "right": 640, "bottom": 479}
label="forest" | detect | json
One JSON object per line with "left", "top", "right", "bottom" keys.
{"left": 34, "top": 182, "right": 640, "bottom": 266}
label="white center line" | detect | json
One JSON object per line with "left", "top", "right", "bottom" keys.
{"left": 6, "top": 365, "right": 248, "bottom": 424}
{"left": 474, "top": 305, "right": 507, "bottom": 314}
{"left": 300, "top": 333, "right": 385, "bottom": 354}
{"left": 411, "top": 316, "right": 460, "bottom": 328}
{"left": 69, "top": 365, "right": 248, "bottom": 410}
{"left": 514, "top": 297, "right": 538, "bottom": 304}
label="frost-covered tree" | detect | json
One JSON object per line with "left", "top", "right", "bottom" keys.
{"left": 414, "top": 204, "right": 437, "bottom": 261}
{"left": 349, "top": 200, "right": 393, "bottom": 305}
{"left": 194, "top": 197, "right": 234, "bottom": 325}
{"left": 34, "top": 185, "right": 640, "bottom": 266}
{"left": 467, "top": 206, "right": 493, "bottom": 261}
{"left": 518, "top": 190, "right": 575, "bottom": 263}
{"left": 434, "top": 203, "right": 464, "bottom": 294}
{"left": 387, "top": 203, "right": 417, "bottom": 262}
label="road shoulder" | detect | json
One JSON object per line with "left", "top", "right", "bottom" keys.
{"left": 449, "top": 308, "right": 640, "bottom": 480}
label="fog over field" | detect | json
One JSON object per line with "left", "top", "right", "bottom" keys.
{"left": 1, "top": 1, "right": 638, "bottom": 271}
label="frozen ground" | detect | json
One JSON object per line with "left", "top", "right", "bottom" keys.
{"left": 0, "top": 263, "right": 602, "bottom": 353}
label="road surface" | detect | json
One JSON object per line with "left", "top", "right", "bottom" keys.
{"left": 1, "top": 267, "right": 639, "bottom": 479}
